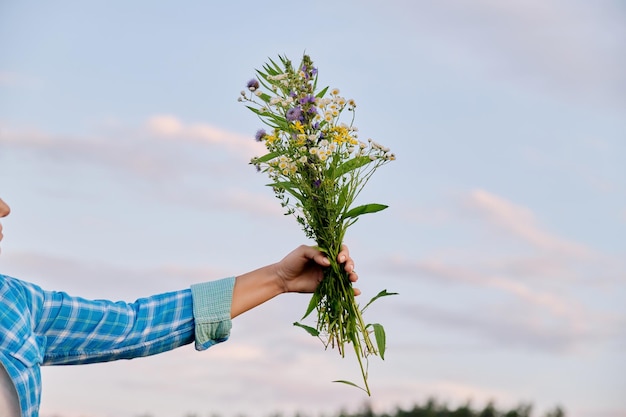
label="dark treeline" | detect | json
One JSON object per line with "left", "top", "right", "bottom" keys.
{"left": 170, "top": 398, "right": 566, "bottom": 417}
{"left": 337, "top": 398, "right": 565, "bottom": 417}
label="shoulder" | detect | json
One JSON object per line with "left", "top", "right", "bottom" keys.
{"left": 0, "top": 274, "right": 46, "bottom": 323}
{"left": 0, "top": 274, "right": 42, "bottom": 299}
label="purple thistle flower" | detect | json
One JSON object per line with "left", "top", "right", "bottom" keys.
{"left": 299, "top": 94, "right": 316, "bottom": 105}
{"left": 300, "top": 65, "right": 318, "bottom": 79}
{"left": 247, "top": 79, "right": 259, "bottom": 91}
{"left": 255, "top": 129, "right": 266, "bottom": 142}
{"left": 286, "top": 107, "right": 302, "bottom": 122}
{"left": 313, "top": 179, "right": 321, "bottom": 188}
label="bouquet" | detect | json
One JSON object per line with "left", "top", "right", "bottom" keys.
{"left": 239, "top": 54, "right": 396, "bottom": 395}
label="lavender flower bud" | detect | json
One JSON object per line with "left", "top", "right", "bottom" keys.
{"left": 247, "top": 79, "right": 260, "bottom": 91}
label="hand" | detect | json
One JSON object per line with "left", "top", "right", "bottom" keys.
{"left": 231, "top": 244, "right": 359, "bottom": 318}
{"left": 274, "top": 244, "right": 360, "bottom": 295}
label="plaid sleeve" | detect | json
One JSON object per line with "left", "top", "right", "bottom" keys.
{"left": 36, "top": 289, "right": 196, "bottom": 365}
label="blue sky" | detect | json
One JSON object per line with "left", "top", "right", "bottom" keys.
{"left": 1, "top": 1, "right": 625, "bottom": 417}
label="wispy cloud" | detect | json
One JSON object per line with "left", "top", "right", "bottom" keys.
{"left": 466, "top": 189, "right": 592, "bottom": 257}
{"left": 0, "top": 71, "right": 42, "bottom": 88}
{"left": 0, "top": 116, "right": 263, "bottom": 180}
{"left": 383, "top": 188, "right": 626, "bottom": 353}
{"left": 401, "top": 302, "right": 586, "bottom": 353}
{"left": 391, "top": 256, "right": 576, "bottom": 318}
{"left": 409, "top": 1, "right": 626, "bottom": 107}
{"left": 2, "top": 250, "right": 227, "bottom": 298}
{"left": 146, "top": 114, "right": 265, "bottom": 160}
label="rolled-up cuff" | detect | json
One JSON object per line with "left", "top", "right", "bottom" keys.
{"left": 190, "top": 277, "right": 235, "bottom": 350}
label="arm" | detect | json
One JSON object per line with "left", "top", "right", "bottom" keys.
{"left": 37, "top": 288, "right": 198, "bottom": 365}
{"left": 191, "top": 244, "right": 358, "bottom": 350}
{"left": 32, "top": 245, "right": 357, "bottom": 362}
{"left": 230, "top": 244, "right": 358, "bottom": 318}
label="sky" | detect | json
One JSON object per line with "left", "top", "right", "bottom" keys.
{"left": 0, "top": 1, "right": 625, "bottom": 417}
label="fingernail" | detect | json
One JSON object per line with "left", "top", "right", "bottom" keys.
{"left": 339, "top": 255, "right": 346, "bottom": 262}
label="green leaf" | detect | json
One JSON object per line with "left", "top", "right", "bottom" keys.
{"left": 332, "top": 380, "right": 369, "bottom": 394}
{"left": 246, "top": 105, "right": 264, "bottom": 115}
{"left": 293, "top": 322, "right": 320, "bottom": 337}
{"left": 342, "top": 203, "right": 388, "bottom": 220}
{"left": 253, "top": 151, "right": 279, "bottom": 163}
{"left": 336, "top": 184, "right": 349, "bottom": 213}
{"left": 268, "top": 56, "right": 283, "bottom": 73}
{"left": 265, "top": 114, "right": 289, "bottom": 130}
{"left": 334, "top": 155, "right": 372, "bottom": 179}
{"left": 361, "top": 289, "right": 399, "bottom": 312}
{"left": 315, "top": 86, "right": 329, "bottom": 98}
{"left": 301, "top": 291, "right": 320, "bottom": 319}
{"left": 266, "top": 181, "right": 304, "bottom": 202}
{"left": 372, "top": 323, "right": 387, "bottom": 360}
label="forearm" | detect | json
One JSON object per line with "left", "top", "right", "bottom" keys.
{"left": 230, "top": 263, "right": 284, "bottom": 318}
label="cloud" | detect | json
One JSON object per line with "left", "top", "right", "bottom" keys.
{"left": 383, "top": 188, "right": 626, "bottom": 353}
{"left": 408, "top": 1, "right": 626, "bottom": 107}
{"left": 0, "top": 119, "right": 289, "bottom": 221}
{"left": 466, "top": 189, "right": 592, "bottom": 257}
{"left": 391, "top": 256, "right": 576, "bottom": 318}
{"left": 0, "top": 71, "right": 42, "bottom": 88}
{"left": 0, "top": 116, "right": 265, "bottom": 182}
{"left": 146, "top": 114, "right": 265, "bottom": 160}
{"left": 401, "top": 302, "right": 588, "bottom": 353}
{"left": 0, "top": 125, "right": 185, "bottom": 181}
{"left": 1, "top": 250, "right": 227, "bottom": 299}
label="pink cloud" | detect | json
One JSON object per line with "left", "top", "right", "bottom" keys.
{"left": 467, "top": 189, "right": 592, "bottom": 258}
{"left": 145, "top": 114, "right": 266, "bottom": 160}
{"left": 0, "top": 71, "right": 42, "bottom": 88}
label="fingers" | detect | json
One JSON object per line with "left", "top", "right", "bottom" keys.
{"left": 298, "top": 244, "right": 329, "bottom": 266}
{"left": 312, "top": 252, "right": 331, "bottom": 267}
{"left": 338, "top": 244, "right": 356, "bottom": 274}
{"left": 306, "top": 244, "right": 358, "bottom": 280}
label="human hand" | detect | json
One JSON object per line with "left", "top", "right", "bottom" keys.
{"left": 274, "top": 244, "right": 360, "bottom": 295}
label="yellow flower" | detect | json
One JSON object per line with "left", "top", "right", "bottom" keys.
{"left": 293, "top": 121, "right": 305, "bottom": 134}
{"left": 331, "top": 125, "right": 352, "bottom": 144}
{"left": 296, "top": 134, "right": 307, "bottom": 145}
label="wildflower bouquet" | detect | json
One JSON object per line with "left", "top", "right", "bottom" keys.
{"left": 239, "top": 54, "right": 396, "bottom": 395}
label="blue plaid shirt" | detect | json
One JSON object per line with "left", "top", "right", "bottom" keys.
{"left": 0, "top": 273, "right": 235, "bottom": 417}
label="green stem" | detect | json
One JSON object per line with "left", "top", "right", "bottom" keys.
{"left": 353, "top": 338, "right": 371, "bottom": 396}
{"left": 313, "top": 235, "right": 377, "bottom": 394}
